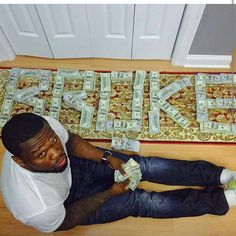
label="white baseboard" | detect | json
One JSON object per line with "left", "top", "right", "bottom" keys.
{"left": 184, "top": 54, "right": 232, "bottom": 68}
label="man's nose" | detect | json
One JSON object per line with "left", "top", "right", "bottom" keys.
{"left": 49, "top": 148, "right": 61, "bottom": 160}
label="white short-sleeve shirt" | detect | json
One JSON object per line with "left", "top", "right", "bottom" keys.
{"left": 1, "top": 116, "right": 72, "bottom": 232}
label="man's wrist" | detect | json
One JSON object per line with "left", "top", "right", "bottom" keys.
{"left": 101, "top": 150, "right": 112, "bottom": 164}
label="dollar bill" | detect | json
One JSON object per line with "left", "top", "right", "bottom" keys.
{"left": 98, "top": 99, "right": 110, "bottom": 114}
{"left": 33, "top": 99, "right": 45, "bottom": 116}
{"left": 63, "top": 90, "right": 87, "bottom": 101}
{"left": 132, "top": 110, "right": 142, "bottom": 120}
{"left": 149, "top": 71, "right": 159, "bottom": 80}
{"left": 113, "top": 119, "right": 141, "bottom": 132}
{"left": 52, "top": 74, "right": 65, "bottom": 97}
{"left": 9, "top": 68, "right": 20, "bottom": 77}
{"left": 100, "top": 73, "right": 111, "bottom": 92}
{"left": 20, "top": 69, "right": 41, "bottom": 79}
{"left": 132, "top": 89, "right": 143, "bottom": 111}
{"left": 148, "top": 111, "right": 160, "bottom": 134}
{"left": 96, "top": 120, "right": 114, "bottom": 132}
{"left": 49, "top": 97, "right": 61, "bottom": 119}
{"left": 111, "top": 71, "right": 133, "bottom": 82}
{"left": 133, "top": 70, "right": 146, "bottom": 90}
{"left": 57, "top": 69, "right": 80, "bottom": 79}
{"left": 156, "top": 77, "right": 192, "bottom": 101}
{"left": 79, "top": 106, "right": 94, "bottom": 129}
{"left": 100, "top": 91, "right": 110, "bottom": 99}
{"left": 15, "top": 86, "right": 40, "bottom": 102}
{"left": 63, "top": 94, "right": 87, "bottom": 111}
{"left": 111, "top": 137, "right": 140, "bottom": 152}
{"left": 114, "top": 158, "right": 142, "bottom": 191}
{"left": 39, "top": 70, "right": 52, "bottom": 91}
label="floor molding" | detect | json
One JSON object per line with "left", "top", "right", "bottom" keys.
{"left": 184, "top": 54, "right": 232, "bottom": 68}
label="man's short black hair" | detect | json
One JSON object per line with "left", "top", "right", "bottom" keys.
{"left": 2, "top": 113, "right": 47, "bottom": 157}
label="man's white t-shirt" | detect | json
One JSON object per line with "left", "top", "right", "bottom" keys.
{"left": 1, "top": 116, "right": 72, "bottom": 232}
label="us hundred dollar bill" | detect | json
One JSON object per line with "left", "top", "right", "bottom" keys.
{"left": 79, "top": 106, "right": 94, "bottom": 129}
{"left": 33, "top": 99, "right": 45, "bottom": 116}
{"left": 111, "top": 137, "right": 140, "bottom": 152}
{"left": 100, "top": 73, "right": 111, "bottom": 92}
{"left": 148, "top": 111, "right": 160, "bottom": 134}
{"left": 15, "top": 86, "right": 40, "bottom": 102}
{"left": 133, "top": 70, "right": 146, "bottom": 90}
{"left": 52, "top": 74, "right": 65, "bottom": 97}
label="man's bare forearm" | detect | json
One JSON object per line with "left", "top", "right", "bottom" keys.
{"left": 56, "top": 190, "right": 112, "bottom": 231}
{"left": 66, "top": 132, "right": 104, "bottom": 162}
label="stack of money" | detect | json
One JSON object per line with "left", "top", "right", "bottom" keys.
{"left": 195, "top": 73, "right": 208, "bottom": 122}
{"left": 156, "top": 98, "right": 190, "bottom": 128}
{"left": 156, "top": 76, "right": 192, "bottom": 101}
{"left": 58, "top": 69, "right": 80, "bottom": 79}
{"left": 132, "top": 70, "right": 146, "bottom": 120}
{"left": 220, "top": 73, "right": 235, "bottom": 84}
{"left": 200, "top": 121, "right": 236, "bottom": 134}
{"left": 148, "top": 111, "right": 160, "bottom": 134}
{"left": 111, "top": 71, "right": 133, "bottom": 83}
{"left": 96, "top": 119, "right": 114, "bottom": 132}
{"left": 15, "top": 86, "right": 40, "bottom": 102}
{"left": 100, "top": 73, "right": 111, "bottom": 99}
{"left": 52, "top": 74, "right": 65, "bottom": 97}
{"left": 149, "top": 71, "right": 160, "bottom": 134}
{"left": 0, "top": 98, "right": 14, "bottom": 128}
{"left": 96, "top": 73, "right": 112, "bottom": 131}
{"left": 20, "top": 68, "right": 41, "bottom": 79}
{"left": 83, "top": 71, "right": 96, "bottom": 91}
{"left": 114, "top": 158, "right": 142, "bottom": 191}
{"left": 33, "top": 99, "right": 45, "bottom": 116}
{"left": 79, "top": 106, "right": 94, "bottom": 129}
{"left": 63, "top": 91, "right": 88, "bottom": 111}
{"left": 113, "top": 119, "right": 141, "bottom": 132}
{"left": 207, "top": 98, "right": 236, "bottom": 109}
{"left": 48, "top": 97, "right": 61, "bottom": 119}
{"left": 0, "top": 68, "right": 20, "bottom": 127}
{"left": 39, "top": 70, "right": 52, "bottom": 91}
{"left": 111, "top": 137, "right": 140, "bottom": 152}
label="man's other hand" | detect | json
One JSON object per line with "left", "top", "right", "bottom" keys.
{"left": 109, "top": 179, "right": 130, "bottom": 196}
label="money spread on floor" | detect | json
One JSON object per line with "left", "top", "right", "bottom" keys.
{"left": 0, "top": 68, "right": 236, "bottom": 143}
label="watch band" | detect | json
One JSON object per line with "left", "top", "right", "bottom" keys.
{"left": 101, "top": 150, "right": 112, "bottom": 163}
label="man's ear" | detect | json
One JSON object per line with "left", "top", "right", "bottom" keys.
{"left": 11, "top": 155, "right": 28, "bottom": 168}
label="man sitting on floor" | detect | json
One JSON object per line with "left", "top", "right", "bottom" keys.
{"left": 1, "top": 113, "right": 236, "bottom": 232}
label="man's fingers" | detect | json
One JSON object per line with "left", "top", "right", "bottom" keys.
{"left": 122, "top": 178, "right": 130, "bottom": 186}
{"left": 120, "top": 168, "right": 128, "bottom": 176}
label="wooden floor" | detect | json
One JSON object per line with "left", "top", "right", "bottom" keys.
{"left": 0, "top": 56, "right": 236, "bottom": 236}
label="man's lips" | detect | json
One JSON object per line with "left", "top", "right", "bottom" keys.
{"left": 55, "top": 156, "right": 67, "bottom": 168}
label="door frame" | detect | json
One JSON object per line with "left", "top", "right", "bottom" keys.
{"left": 0, "top": 26, "right": 15, "bottom": 62}
{"left": 171, "top": 4, "right": 232, "bottom": 68}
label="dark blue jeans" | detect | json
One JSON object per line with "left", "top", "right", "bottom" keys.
{"left": 64, "top": 148, "right": 229, "bottom": 225}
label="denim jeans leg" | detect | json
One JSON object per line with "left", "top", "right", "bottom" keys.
{"left": 83, "top": 186, "right": 229, "bottom": 225}
{"left": 98, "top": 147, "right": 225, "bottom": 186}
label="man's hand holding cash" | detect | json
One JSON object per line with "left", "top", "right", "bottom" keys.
{"left": 108, "top": 155, "right": 142, "bottom": 191}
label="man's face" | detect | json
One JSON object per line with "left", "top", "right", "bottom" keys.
{"left": 18, "top": 122, "right": 68, "bottom": 173}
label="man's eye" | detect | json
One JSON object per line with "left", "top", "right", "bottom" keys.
{"left": 49, "top": 137, "right": 57, "bottom": 143}
{"left": 39, "top": 151, "right": 46, "bottom": 158}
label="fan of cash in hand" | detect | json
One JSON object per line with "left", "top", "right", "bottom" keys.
{"left": 114, "top": 158, "right": 142, "bottom": 191}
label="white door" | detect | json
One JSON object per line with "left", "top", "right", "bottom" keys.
{"left": 0, "top": 4, "right": 53, "bottom": 58}
{"left": 132, "top": 4, "right": 185, "bottom": 59}
{"left": 36, "top": 4, "right": 92, "bottom": 58}
{"left": 86, "top": 4, "right": 134, "bottom": 59}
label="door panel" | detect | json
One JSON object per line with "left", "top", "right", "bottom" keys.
{"left": 132, "top": 4, "right": 185, "bottom": 59}
{"left": 36, "top": 4, "right": 92, "bottom": 58}
{"left": 0, "top": 4, "right": 52, "bottom": 58}
{"left": 86, "top": 4, "right": 134, "bottom": 59}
